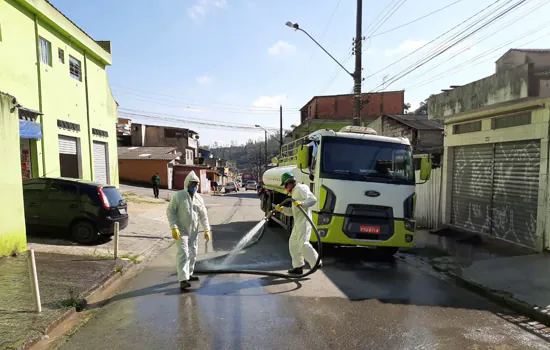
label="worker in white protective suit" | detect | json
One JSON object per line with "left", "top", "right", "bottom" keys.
{"left": 275, "top": 172, "right": 321, "bottom": 274}
{"left": 167, "top": 171, "right": 211, "bottom": 289}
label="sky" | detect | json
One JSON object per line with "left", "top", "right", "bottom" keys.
{"left": 50, "top": 0, "right": 550, "bottom": 146}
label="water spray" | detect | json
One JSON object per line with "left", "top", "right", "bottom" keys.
{"left": 194, "top": 198, "right": 322, "bottom": 279}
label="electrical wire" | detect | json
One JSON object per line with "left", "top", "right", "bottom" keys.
{"left": 111, "top": 84, "right": 300, "bottom": 112}
{"left": 369, "top": 0, "right": 529, "bottom": 92}
{"left": 403, "top": 0, "right": 549, "bottom": 89}
{"left": 364, "top": 0, "right": 507, "bottom": 82}
{"left": 367, "top": 0, "right": 466, "bottom": 39}
{"left": 363, "top": 0, "right": 408, "bottom": 40}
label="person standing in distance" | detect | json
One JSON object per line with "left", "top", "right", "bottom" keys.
{"left": 151, "top": 172, "right": 161, "bottom": 199}
{"left": 167, "top": 171, "right": 212, "bottom": 289}
{"left": 275, "top": 172, "right": 321, "bottom": 274}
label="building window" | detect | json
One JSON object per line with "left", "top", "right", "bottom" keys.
{"left": 39, "top": 37, "right": 52, "bottom": 66}
{"left": 58, "top": 48, "right": 65, "bottom": 64}
{"left": 492, "top": 112, "right": 531, "bottom": 130}
{"left": 69, "top": 55, "right": 82, "bottom": 81}
{"left": 453, "top": 121, "right": 481, "bottom": 135}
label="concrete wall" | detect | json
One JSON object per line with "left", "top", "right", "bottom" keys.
{"left": 0, "top": 94, "right": 27, "bottom": 256}
{"left": 439, "top": 98, "right": 550, "bottom": 251}
{"left": 0, "top": 0, "right": 119, "bottom": 186}
{"left": 496, "top": 50, "right": 550, "bottom": 73}
{"left": 428, "top": 64, "right": 531, "bottom": 119}
{"left": 301, "top": 91, "right": 405, "bottom": 123}
{"left": 417, "top": 130, "right": 444, "bottom": 154}
{"left": 119, "top": 159, "right": 169, "bottom": 188}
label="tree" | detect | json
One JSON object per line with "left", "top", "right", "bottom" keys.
{"left": 414, "top": 99, "right": 428, "bottom": 115}
{"left": 403, "top": 103, "right": 411, "bottom": 114}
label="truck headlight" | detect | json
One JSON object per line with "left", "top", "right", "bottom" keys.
{"left": 318, "top": 229, "right": 328, "bottom": 237}
{"left": 404, "top": 219, "right": 415, "bottom": 232}
{"left": 318, "top": 214, "right": 332, "bottom": 225}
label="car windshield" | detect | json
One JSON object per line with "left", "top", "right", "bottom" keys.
{"left": 102, "top": 187, "right": 125, "bottom": 206}
{"left": 320, "top": 136, "right": 414, "bottom": 185}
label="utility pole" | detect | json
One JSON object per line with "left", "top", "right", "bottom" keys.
{"left": 279, "top": 105, "right": 283, "bottom": 156}
{"left": 264, "top": 130, "right": 268, "bottom": 172}
{"left": 353, "top": 0, "right": 363, "bottom": 126}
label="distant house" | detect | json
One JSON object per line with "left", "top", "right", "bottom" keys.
{"left": 118, "top": 146, "right": 181, "bottom": 189}
{"left": 368, "top": 114, "right": 444, "bottom": 166}
{"left": 130, "top": 123, "right": 199, "bottom": 165}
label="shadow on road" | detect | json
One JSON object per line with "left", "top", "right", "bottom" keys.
{"left": 26, "top": 231, "right": 111, "bottom": 247}
{"left": 220, "top": 192, "right": 260, "bottom": 199}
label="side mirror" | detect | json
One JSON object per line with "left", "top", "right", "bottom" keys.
{"left": 271, "top": 157, "right": 279, "bottom": 165}
{"left": 419, "top": 157, "right": 432, "bottom": 181}
{"left": 297, "top": 145, "right": 310, "bottom": 171}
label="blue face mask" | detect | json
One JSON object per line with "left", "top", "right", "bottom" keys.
{"left": 187, "top": 185, "right": 198, "bottom": 194}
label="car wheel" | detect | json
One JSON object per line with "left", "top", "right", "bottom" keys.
{"left": 71, "top": 220, "right": 100, "bottom": 245}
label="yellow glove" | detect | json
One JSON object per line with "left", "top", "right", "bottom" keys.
{"left": 171, "top": 228, "right": 180, "bottom": 240}
{"left": 275, "top": 204, "right": 283, "bottom": 212}
{"left": 204, "top": 231, "right": 211, "bottom": 242}
{"left": 294, "top": 200, "right": 303, "bottom": 207}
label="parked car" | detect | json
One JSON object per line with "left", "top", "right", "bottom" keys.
{"left": 22, "top": 178, "right": 129, "bottom": 245}
{"left": 245, "top": 181, "right": 257, "bottom": 191}
{"left": 224, "top": 182, "right": 238, "bottom": 193}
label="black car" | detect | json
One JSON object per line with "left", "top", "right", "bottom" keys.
{"left": 22, "top": 178, "right": 129, "bottom": 245}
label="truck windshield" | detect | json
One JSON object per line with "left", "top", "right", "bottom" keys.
{"left": 320, "top": 136, "right": 414, "bottom": 185}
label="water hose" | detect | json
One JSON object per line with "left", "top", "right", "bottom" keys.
{"left": 194, "top": 198, "right": 322, "bottom": 279}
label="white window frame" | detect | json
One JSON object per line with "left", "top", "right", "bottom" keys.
{"left": 69, "top": 55, "right": 82, "bottom": 81}
{"left": 39, "top": 37, "right": 52, "bottom": 66}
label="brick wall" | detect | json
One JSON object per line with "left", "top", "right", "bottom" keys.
{"left": 301, "top": 91, "right": 405, "bottom": 123}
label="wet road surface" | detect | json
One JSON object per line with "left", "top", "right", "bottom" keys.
{"left": 59, "top": 192, "right": 549, "bottom": 349}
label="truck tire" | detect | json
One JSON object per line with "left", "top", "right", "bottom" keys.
{"left": 266, "top": 195, "right": 276, "bottom": 227}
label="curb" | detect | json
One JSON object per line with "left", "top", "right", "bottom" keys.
{"left": 22, "top": 237, "right": 172, "bottom": 350}
{"left": 448, "top": 271, "right": 550, "bottom": 327}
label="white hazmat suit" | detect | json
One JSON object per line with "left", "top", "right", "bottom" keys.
{"left": 167, "top": 171, "right": 211, "bottom": 282}
{"left": 281, "top": 183, "right": 319, "bottom": 268}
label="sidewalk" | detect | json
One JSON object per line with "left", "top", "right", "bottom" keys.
{"left": 0, "top": 253, "right": 129, "bottom": 350}
{"left": 407, "top": 228, "right": 550, "bottom": 325}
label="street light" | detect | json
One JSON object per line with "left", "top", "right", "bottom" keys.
{"left": 285, "top": 21, "right": 353, "bottom": 78}
{"left": 255, "top": 125, "right": 268, "bottom": 171}
{"left": 286, "top": 20, "right": 362, "bottom": 126}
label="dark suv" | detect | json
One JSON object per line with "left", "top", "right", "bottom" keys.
{"left": 23, "top": 178, "right": 129, "bottom": 245}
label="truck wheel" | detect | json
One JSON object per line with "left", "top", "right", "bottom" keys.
{"left": 71, "top": 220, "right": 100, "bottom": 245}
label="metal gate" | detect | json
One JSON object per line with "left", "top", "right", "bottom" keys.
{"left": 451, "top": 144, "right": 494, "bottom": 234}
{"left": 93, "top": 141, "right": 109, "bottom": 185}
{"left": 491, "top": 140, "right": 540, "bottom": 248}
{"left": 451, "top": 140, "right": 541, "bottom": 249}
{"left": 58, "top": 135, "right": 77, "bottom": 155}
{"left": 58, "top": 135, "right": 79, "bottom": 178}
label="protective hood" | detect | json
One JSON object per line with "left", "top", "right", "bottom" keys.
{"left": 184, "top": 171, "right": 201, "bottom": 188}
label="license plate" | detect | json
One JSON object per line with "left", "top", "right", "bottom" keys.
{"left": 119, "top": 208, "right": 126, "bottom": 215}
{"left": 360, "top": 225, "right": 380, "bottom": 234}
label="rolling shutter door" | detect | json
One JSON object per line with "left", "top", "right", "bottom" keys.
{"left": 491, "top": 140, "right": 540, "bottom": 249}
{"left": 58, "top": 136, "right": 77, "bottom": 154}
{"left": 451, "top": 144, "right": 493, "bottom": 234}
{"left": 93, "top": 141, "right": 108, "bottom": 185}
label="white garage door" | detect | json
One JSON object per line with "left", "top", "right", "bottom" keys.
{"left": 93, "top": 141, "right": 109, "bottom": 185}
{"left": 58, "top": 135, "right": 77, "bottom": 155}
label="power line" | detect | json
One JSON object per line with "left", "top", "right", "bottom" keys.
{"left": 363, "top": 0, "right": 408, "bottom": 39}
{"left": 364, "top": 0, "right": 507, "bottom": 82}
{"left": 113, "top": 89, "right": 297, "bottom": 114}
{"left": 403, "top": 0, "right": 548, "bottom": 89}
{"left": 406, "top": 22, "right": 550, "bottom": 90}
{"left": 111, "top": 84, "right": 300, "bottom": 111}
{"left": 119, "top": 108, "right": 279, "bottom": 132}
{"left": 369, "top": 0, "right": 528, "bottom": 92}
{"left": 367, "top": 0, "right": 465, "bottom": 39}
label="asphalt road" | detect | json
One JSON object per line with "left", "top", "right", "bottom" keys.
{"left": 59, "top": 192, "right": 549, "bottom": 350}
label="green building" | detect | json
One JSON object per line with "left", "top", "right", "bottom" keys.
{"left": 0, "top": 0, "right": 119, "bottom": 256}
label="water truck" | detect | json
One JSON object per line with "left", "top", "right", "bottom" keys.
{"left": 261, "top": 125, "right": 432, "bottom": 257}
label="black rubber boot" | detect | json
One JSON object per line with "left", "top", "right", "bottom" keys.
{"left": 189, "top": 276, "right": 200, "bottom": 282}
{"left": 287, "top": 266, "right": 304, "bottom": 275}
{"left": 180, "top": 281, "right": 191, "bottom": 289}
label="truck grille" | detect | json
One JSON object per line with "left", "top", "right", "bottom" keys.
{"left": 342, "top": 204, "right": 394, "bottom": 241}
